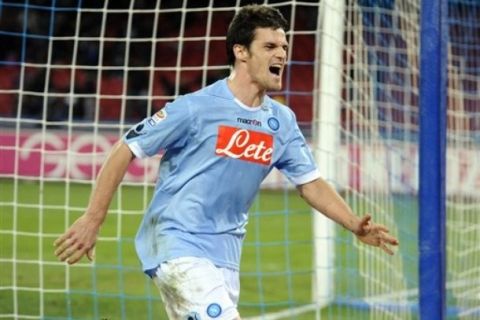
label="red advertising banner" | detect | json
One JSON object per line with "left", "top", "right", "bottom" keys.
{"left": 1, "top": 130, "right": 479, "bottom": 196}
{"left": 0, "top": 130, "right": 160, "bottom": 182}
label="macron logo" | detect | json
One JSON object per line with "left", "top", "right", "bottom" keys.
{"left": 215, "top": 126, "right": 273, "bottom": 165}
{"left": 237, "top": 117, "right": 262, "bottom": 127}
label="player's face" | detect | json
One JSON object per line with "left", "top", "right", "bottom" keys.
{"left": 245, "top": 27, "right": 288, "bottom": 91}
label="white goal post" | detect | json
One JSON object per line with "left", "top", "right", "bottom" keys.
{"left": 312, "top": 0, "right": 344, "bottom": 308}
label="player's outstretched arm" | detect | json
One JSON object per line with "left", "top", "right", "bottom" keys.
{"left": 54, "top": 141, "right": 134, "bottom": 264}
{"left": 297, "top": 178, "right": 399, "bottom": 255}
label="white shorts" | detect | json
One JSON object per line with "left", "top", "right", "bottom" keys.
{"left": 151, "top": 257, "right": 240, "bottom": 320}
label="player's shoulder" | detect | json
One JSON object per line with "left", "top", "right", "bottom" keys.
{"left": 187, "top": 78, "right": 229, "bottom": 100}
{"left": 170, "top": 79, "right": 229, "bottom": 111}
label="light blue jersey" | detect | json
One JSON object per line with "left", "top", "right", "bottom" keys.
{"left": 123, "top": 78, "right": 320, "bottom": 271}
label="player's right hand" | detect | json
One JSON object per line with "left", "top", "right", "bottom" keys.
{"left": 53, "top": 214, "right": 100, "bottom": 264}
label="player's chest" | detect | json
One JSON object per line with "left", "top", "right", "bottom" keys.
{"left": 196, "top": 111, "right": 283, "bottom": 166}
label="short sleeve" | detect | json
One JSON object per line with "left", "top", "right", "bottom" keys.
{"left": 123, "top": 96, "right": 193, "bottom": 158}
{"left": 275, "top": 116, "right": 320, "bottom": 185}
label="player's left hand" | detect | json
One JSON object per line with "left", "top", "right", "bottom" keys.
{"left": 354, "top": 214, "right": 399, "bottom": 255}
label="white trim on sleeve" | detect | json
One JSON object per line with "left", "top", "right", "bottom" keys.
{"left": 127, "top": 141, "right": 147, "bottom": 159}
{"left": 290, "top": 169, "right": 321, "bottom": 186}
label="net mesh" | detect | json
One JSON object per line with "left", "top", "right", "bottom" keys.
{"left": 446, "top": 2, "right": 480, "bottom": 318}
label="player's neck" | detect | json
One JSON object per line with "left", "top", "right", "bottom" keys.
{"left": 227, "top": 71, "right": 265, "bottom": 108}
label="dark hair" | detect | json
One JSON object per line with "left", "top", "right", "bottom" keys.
{"left": 226, "top": 5, "right": 289, "bottom": 66}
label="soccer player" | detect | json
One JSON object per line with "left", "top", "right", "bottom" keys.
{"left": 54, "top": 4, "right": 399, "bottom": 320}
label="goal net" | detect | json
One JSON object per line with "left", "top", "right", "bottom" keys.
{"left": 0, "top": 0, "right": 478, "bottom": 319}
{"left": 313, "top": 1, "right": 419, "bottom": 319}
{"left": 445, "top": 2, "right": 480, "bottom": 318}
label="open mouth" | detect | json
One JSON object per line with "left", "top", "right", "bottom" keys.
{"left": 269, "top": 65, "right": 282, "bottom": 76}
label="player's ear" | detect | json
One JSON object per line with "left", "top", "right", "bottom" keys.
{"left": 233, "top": 44, "right": 249, "bottom": 62}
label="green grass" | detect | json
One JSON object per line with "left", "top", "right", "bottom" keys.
{"left": 0, "top": 179, "right": 419, "bottom": 320}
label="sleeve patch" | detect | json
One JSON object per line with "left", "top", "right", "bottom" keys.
{"left": 149, "top": 109, "right": 168, "bottom": 125}
{"left": 126, "top": 123, "right": 145, "bottom": 140}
